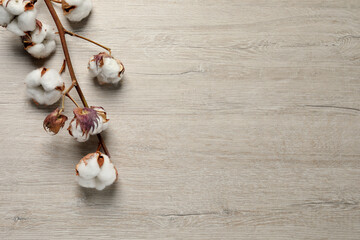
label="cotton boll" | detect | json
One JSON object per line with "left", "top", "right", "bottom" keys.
{"left": 75, "top": 152, "right": 118, "bottom": 190}
{"left": 88, "top": 52, "right": 125, "bottom": 85}
{"left": 68, "top": 106, "right": 109, "bottom": 142}
{"left": 0, "top": 6, "right": 14, "bottom": 27}
{"left": 23, "top": 23, "right": 56, "bottom": 59}
{"left": 17, "top": 8, "right": 37, "bottom": 32}
{"left": 62, "top": 0, "right": 92, "bottom": 22}
{"left": 25, "top": 68, "right": 64, "bottom": 105}
{"left": 6, "top": 19, "right": 25, "bottom": 36}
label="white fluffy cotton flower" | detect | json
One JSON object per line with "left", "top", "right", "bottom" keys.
{"left": 1, "top": 0, "right": 37, "bottom": 33}
{"left": 62, "top": 0, "right": 92, "bottom": 22}
{"left": 68, "top": 106, "right": 109, "bottom": 142}
{"left": 21, "top": 20, "right": 56, "bottom": 58}
{"left": 1, "top": 2, "right": 52, "bottom": 58}
{"left": 25, "top": 68, "right": 65, "bottom": 105}
{"left": 88, "top": 52, "right": 125, "bottom": 85}
{"left": 76, "top": 152, "right": 118, "bottom": 190}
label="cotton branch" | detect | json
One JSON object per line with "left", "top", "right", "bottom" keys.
{"left": 44, "top": 0, "right": 110, "bottom": 157}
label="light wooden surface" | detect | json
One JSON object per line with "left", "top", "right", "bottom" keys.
{"left": 0, "top": 0, "right": 360, "bottom": 239}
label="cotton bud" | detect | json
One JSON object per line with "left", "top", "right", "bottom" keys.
{"left": 21, "top": 20, "right": 56, "bottom": 58}
{"left": 68, "top": 106, "right": 109, "bottom": 142}
{"left": 76, "top": 152, "right": 118, "bottom": 190}
{"left": 62, "top": 0, "right": 92, "bottom": 22}
{"left": 25, "top": 67, "right": 65, "bottom": 105}
{"left": 88, "top": 52, "right": 125, "bottom": 85}
{"left": 43, "top": 108, "right": 68, "bottom": 135}
{"left": 0, "top": 5, "right": 14, "bottom": 27}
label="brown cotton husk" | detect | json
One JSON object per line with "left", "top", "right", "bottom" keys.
{"left": 24, "top": 0, "right": 36, "bottom": 11}
{"left": 35, "top": 19, "right": 42, "bottom": 31}
{"left": 43, "top": 108, "right": 68, "bottom": 135}
{"left": 41, "top": 67, "right": 48, "bottom": 76}
{"left": 97, "top": 154, "right": 104, "bottom": 167}
{"left": 116, "top": 59, "right": 125, "bottom": 77}
{"left": 61, "top": 1, "right": 76, "bottom": 15}
{"left": 21, "top": 32, "right": 35, "bottom": 50}
{"left": 55, "top": 84, "right": 65, "bottom": 92}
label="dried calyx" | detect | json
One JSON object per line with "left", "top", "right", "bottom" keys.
{"left": 43, "top": 108, "right": 68, "bottom": 135}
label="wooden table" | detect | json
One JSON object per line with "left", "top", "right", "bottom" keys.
{"left": 0, "top": 0, "right": 359, "bottom": 239}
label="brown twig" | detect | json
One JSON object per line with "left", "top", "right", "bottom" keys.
{"left": 59, "top": 59, "right": 66, "bottom": 74}
{"left": 96, "top": 143, "right": 102, "bottom": 152}
{"left": 59, "top": 80, "right": 76, "bottom": 113}
{"left": 44, "top": 0, "right": 110, "bottom": 157}
{"left": 51, "top": 0, "right": 62, "bottom": 3}
{"left": 65, "top": 93, "right": 80, "bottom": 108}
{"left": 65, "top": 30, "right": 112, "bottom": 54}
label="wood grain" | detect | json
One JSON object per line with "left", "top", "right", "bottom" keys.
{"left": 0, "top": 0, "right": 359, "bottom": 239}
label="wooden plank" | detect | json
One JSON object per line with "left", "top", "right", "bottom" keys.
{"left": 0, "top": 0, "right": 359, "bottom": 239}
